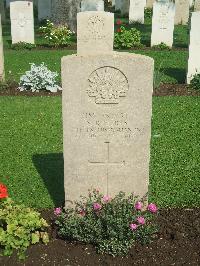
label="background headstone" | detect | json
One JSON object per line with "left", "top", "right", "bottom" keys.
{"left": 10, "top": 0, "right": 34, "bottom": 44}
{"left": 174, "top": 0, "right": 190, "bottom": 25}
{"left": 129, "top": 0, "right": 146, "bottom": 24}
{"left": 151, "top": 0, "right": 175, "bottom": 47}
{"left": 38, "top": 0, "right": 52, "bottom": 21}
{"left": 187, "top": 12, "right": 200, "bottom": 83}
{"left": 121, "top": 0, "right": 130, "bottom": 15}
{"left": 0, "top": 14, "right": 4, "bottom": 81}
{"left": 51, "top": 0, "right": 81, "bottom": 32}
{"left": 62, "top": 11, "right": 154, "bottom": 206}
{"left": 146, "top": 0, "right": 155, "bottom": 8}
{"left": 81, "top": 0, "right": 104, "bottom": 12}
{"left": 77, "top": 11, "right": 114, "bottom": 55}
{"left": 189, "top": 0, "right": 194, "bottom": 6}
{"left": 194, "top": 0, "right": 200, "bottom": 10}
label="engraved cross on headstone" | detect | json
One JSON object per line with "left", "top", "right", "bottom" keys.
{"left": 88, "top": 141, "right": 125, "bottom": 194}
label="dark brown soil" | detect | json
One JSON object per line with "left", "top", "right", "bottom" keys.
{"left": 1, "top": 84, "right": 200, "bottom": 97}
{"left": 154, "top": 84, "right": 200, "bottom": 96}
{"left": 0, "top": 208, "right": 200, "bottom": 266}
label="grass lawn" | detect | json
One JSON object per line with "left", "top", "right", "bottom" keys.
{"left": 0, "top": 96, "right": 199, "bottom": 209}
{"left": 4, "top": 49, "right": 188, "bottom": 84}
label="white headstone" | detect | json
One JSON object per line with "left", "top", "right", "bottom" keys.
{"left": 151, "top": 0, "right": 175, "bottom": 47}
{"left": 190, "top": 0, "right": 194, "bottom": 6}
{"left": 175, "top": 0, "right": 190, "bottom": 25}
{"left": 129, "top": 0, "right": 146, "bottom": 24}
{"left": 187, "top": 12, "right": 200, "bottom": 83}
{"left": 0, "top": 14, "right": 4, "bottom": 81}
{"left": 194, "top": 0, "right": 200, "bottom": 10}
{"left": 62, "top": 11, "right": 154, "bottom": 206}
{"left": 77, "top": 11, "right": 114, "bottom": 55}
{"left": 146, "top": 0, "right": 155, "bottom": 8}
{"left": 10, "top": 1, "right": 34, "bottom": 44}
{"left": 38, "top": 0, "right": 52, "bottom": 21}
{"left": 81, "top": 0, "right": 104, "bottom": 12}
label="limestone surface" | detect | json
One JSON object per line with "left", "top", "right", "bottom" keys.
{"left": 151, "top": 0, "right": 175, "bottom": 47}
{"left": 175, "top": 0, "right": 189, "bottom": 25}
{"left": 10, "top": 0, "right": 35, "bottom": 44}
{"left": 187, "top": 12, "right": 200, "bottom": 83}
{"left": 77, "top": 11, "right": 114, "bottom": 56}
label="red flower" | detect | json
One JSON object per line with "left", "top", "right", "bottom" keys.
{"left": 116, "top": 19, "right": 122, "bottom": 25}
{"left": 79, "top": 209, "right": 86, "bottom": 217}
{"left": 0, "top": 183, "right": 8, "bottom": 199}
{"left": 117, "top": 28, "right": 121, "bottom": 33}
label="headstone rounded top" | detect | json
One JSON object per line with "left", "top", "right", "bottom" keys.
{"left": 62, "top": 52, "right": 154, "bottom": 64}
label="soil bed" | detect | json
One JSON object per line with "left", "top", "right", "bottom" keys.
{"left": 1, "top": 84, "right": 200, "bottom": 97}
{"left": 5, "top": 45, "right": 188, "bottom": 52}
{"left": 0, "top": 208, "right": 200, "bottom": 266}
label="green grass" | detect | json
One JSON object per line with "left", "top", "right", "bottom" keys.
{"left": 4, "top": 49, "right": 188, "bottom": 84}
{"left": 4, "top": 50, "right": 75, "bottom": 82}
{"left": 0, "top": 97, "right": 199, "bottom": 208}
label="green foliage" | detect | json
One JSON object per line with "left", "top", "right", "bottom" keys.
{"left": 11, "top": 42, "right": 36, "bottom": 51}
{"left": 152, "top": 42, "right": 171, "bottom": 51}
{"left": 0, "top": 198, "right": 49, "bottom": 260}
{"left": 144, "top": 8, "right": 153, "bottom": 19}
{"left": 189, "top": 73, "right": 200, "bottom": 90}
{"left": 39, "top": 20, "right": 73, "bottom": 47}
{"left": 114, "top": 26, "right": 142, "bottom": 49}
{"left": 56, "top": 190, "right": 157, "bottom": 257}
{"left": 153, "top": 63, "right": 165, "bottom": 89}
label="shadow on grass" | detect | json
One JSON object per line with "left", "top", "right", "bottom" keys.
{"left": 32, "top": 153, "right": 64, "bottom": 206}
{"left": 162, "top": 67, "right": 186, "bottom": 84}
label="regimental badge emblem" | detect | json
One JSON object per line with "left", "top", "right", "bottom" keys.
{"left": 87, "top": 67, "right": 129, "bottom": 104}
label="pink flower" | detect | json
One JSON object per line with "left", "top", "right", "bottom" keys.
{"left": 137, "top": 216, "right": 145, "bottom": 225}
{"left": 135, "top": 201, "right": 143, "bottom": 210}
{"left": 102, "top": 195, "right": 112, "bottom": 203}
{"left": 130, "top": 223, "right": 138, "bottom": 231}
{"left": 54, "top": 207, "right": 62, "bottom": 216}
{"left": 147, "top": 203, "right": 158, "bottom": 213}
{"left": 93, "top": 202, "right": 102, "bottom": 211}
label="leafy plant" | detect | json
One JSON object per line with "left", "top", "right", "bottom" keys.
{"left": 114, "top": 26, "right": 142, "bottom": 49}
{"left": 39, "top": 20, "right": 73, "bottom": 47}
{"left": 11, "top": 42, "right": 36, "bottom": 50}
{"left": 189, "top": 72, "right": 200, "bottom": 90}
{"left": 18, "top": 63, "right": 61, "bottom": 93}
{"left": 154, "top": 63, "right": 165, "bottom": 89}
{"left": 152, "top": 42, "right": 171, "bottom": 50}
{"left": 55, "top": 190, "right": 158, "bottom": 257}
{"left": 0, "top": 183, "right": 49, "bottom": 260}
{"left": 144, "top": 8, "right": 153, "bottom": 19}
